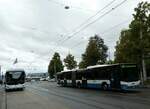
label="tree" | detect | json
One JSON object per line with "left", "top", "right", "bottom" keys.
{"left": 115, "top": 1, "right": 150, "bottom": 63}
{"left": 64, "top": 53, "right": 77, "bottom": 70}
{"left": 48, "top": 52, "right": 64, "bottom": 78}
{"left": 79, "top": 35, "right": 108, "bottom": 68}
{"left": 79, "top": 60, "right": 87, "bottom": 69}
{"left": 115, "top": 1, "right": 150, "bottom": 80}
{"left": 115, "top": 29, "right": 136, "bottom": 63}
{"left": 105, "top": 59, "right": 114, "bottom": 64}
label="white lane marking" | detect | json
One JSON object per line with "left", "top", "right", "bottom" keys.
{"left": 27, "top": 85, "right": 49, "bottom": 92}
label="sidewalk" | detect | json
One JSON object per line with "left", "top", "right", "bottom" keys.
{"left": 145, "top": 85, "right": 150, "bottom": 88}
{"left": 0, "top": 86, "right": 4, "bottom": 109}
{"left": 139, "top": 84, "right": 150, "bottom": 89}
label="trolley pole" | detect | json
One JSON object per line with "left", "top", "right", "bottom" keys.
{"left": 140, "top": 21, "right": 147, "bottom": 82}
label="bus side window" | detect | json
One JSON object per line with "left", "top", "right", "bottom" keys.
{"left": 94, "top": 69, "right": 100, "bottom": 80}
{"left": 66, "top": 72, "right": 71, "bottom": 80}
{"left": 60, "top": 74, "right": 63, "bottom": 79}
{"left": 86, "top": 70, "right": 94, "bottom": 80}
{"left": 97, "top": 68, "right": 106, "bottom": 80}
{"left": 76, "top": 72, "right": 82, "bottom": 80}
{"left": 106, "top": 68, "right": 111, "bottom": 79}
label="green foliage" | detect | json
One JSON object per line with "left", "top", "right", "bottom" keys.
{"left": 145, "top": 58, "right": 150, "bottom": 77}
{"left": 79, "top": 35, "right": 108, "bottom": 68}
{"left": 105, "top": 60, "right": 114, "bottom": 64}
{"left": 115, "top": 29, "right": 137, "bottom": 63}
{"left": 64, "top": 53, "right": 77, "bottom": 70}
{"left": 143, "top": 79, "right": 150, "bottom": 85}
{"left": 48, "top": 52, "right": 64, "bottom": 78}
{"left": 78, "top": 60, "right": 87, "bottom": 69}
{"left": 115, "top": 1, "right": 150, "bottom": 65}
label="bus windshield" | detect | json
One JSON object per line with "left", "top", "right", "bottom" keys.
{"left": 6, "top": 71, "right": 25, "bottom": 85}
{"left": 121, "top": 67, "right": 139, "bottom": 82}
{"left": 10, "top": 72, "right": 22, "bottom": 79}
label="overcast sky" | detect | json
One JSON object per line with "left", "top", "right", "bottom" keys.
{"left": 0, "top": 0, "right": 148, "bottom": 73}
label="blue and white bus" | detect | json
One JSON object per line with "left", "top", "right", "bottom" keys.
{"left": 57, "top": 63, "right": 140, "bottom": 91}
{"left": 5, "top": 69, "right": 26, "bottom": 91}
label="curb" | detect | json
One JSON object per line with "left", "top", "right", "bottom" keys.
{"left": 139, "top": 85, "right": 150, "bottom": 89}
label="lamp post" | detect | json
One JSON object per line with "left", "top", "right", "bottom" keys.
{"left": 0, "top": 65, "right": 1, "bottom": 85}
{"left": 64, "top": 6, "right": 70, "bottom": 9}
{"left": 140, "top": 21, "right": 147, "bottom": 82}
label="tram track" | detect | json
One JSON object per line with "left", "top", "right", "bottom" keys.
{"left": 32, "top": 83, "right": 150, "bottom": 106}
{"left": 27, "top": 86, "right": 107, "bottom": 109}
{"left": 0, "top": 83, "right": 149, "bottom": 109}
{"left": 27, "top": 84, "right": 129, "bottom": 109}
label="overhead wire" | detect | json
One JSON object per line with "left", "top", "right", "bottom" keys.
{"left": 60, "top": 0, "right": 128, "bottom": 45}
{"left": 70, "top": 18, "right": 130, "bottom": 49}
{"left": 29, "top": 0, "right": 128, "bottom": 61}
{"left": 99, "top": 19, "right": 131, "bottom": 35}
{"left": 58, "top": 0, "right": 117, "bottom": 44}
{"left": 47, "top": 0, "right": 118, "bottom": 55}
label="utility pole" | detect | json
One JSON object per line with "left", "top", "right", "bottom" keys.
{"left": 0, "top": 65, "right": 2, "bottom": 76}
{"left": 140, "top": 21, "right": 147, "bottom": 82}
{"left": 0, "top": 65, "right": 2, "bottom": 86}
{"left": 0, "top": 65, "right": 1, "bottom": 85}
{"left": 54, "top": 61, "right": 56, "bottom": 76}
{"left": 108, "top": 49, "right": 111, "bottom": 62}
{"left": 142, "top": 57, "right": 147, "bottom": 81}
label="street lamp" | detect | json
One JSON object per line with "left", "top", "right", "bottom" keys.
{"left": 140, "top": 20, "right": 147, "bottom": 82}
{"left": 64, "top": 6, "right": 70, "bottom": 9}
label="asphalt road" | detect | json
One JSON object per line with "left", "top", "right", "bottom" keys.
{"left": 0, "top": 81, "right": 150, "bottom": 109}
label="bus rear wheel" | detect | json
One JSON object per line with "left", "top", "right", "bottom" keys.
{"left": 102, "top": 83, "right": 108, "bottom": 91}
{"left": 77, "top": 82, "right": 81, "bottom": 88}
{"left": 61, "top": 82, "right": 64, "bottom": 86}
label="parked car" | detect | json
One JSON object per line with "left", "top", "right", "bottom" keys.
{"left": 40, "top": 78, "right": 47, "bottom": 81}
{"left": 48, "top": 78, "right": 56, "bottom": 82}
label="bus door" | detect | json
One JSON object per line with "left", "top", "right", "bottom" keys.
{"left": 82, "top": 72, "right": 87, "bottom": 88}
{"left": 82, "top": 78, "right": 87, "bottom": 88}
{"left": 110, "top": 69, "right": 121, "bottom": 89}
{"left": 72, "top": 72, "right": 76, "bottom": 87}
{"left": 64, "top": 78, "right": 67, "bottom": 86}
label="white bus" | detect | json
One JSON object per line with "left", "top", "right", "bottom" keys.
{"left": 5, "top": 69, "right": 26, "bottom": 91}
{"left": 57, "top": 63, "right": 140, "bottom": 91}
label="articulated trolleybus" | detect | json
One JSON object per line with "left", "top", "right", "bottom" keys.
{"left": 57, "top": 63, "right": 140, "bottom": 91}
{"left": 5, "top": 69, "right": 26, "bottom": 91}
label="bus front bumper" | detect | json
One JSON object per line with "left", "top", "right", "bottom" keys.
{"left": 5, "top": 84, "right": 25, "bottom": 90}
{"left": 121, "top": 81, "right": 141, "bottom": 90}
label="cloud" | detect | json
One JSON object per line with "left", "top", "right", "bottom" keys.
{"left": 0, "top": 0, "right": 146, "bottom": 72}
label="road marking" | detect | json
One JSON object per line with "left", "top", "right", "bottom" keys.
{"left": 27, "top": 85, "right": 126, "bottom": 109}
